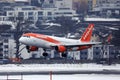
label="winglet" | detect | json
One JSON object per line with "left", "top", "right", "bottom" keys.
{"left": 80, "top": 24, "right": 94, "bottom": 42}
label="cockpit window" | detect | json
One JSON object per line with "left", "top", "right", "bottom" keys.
{"left": 23, "top": 35, "right": 30, "bottom": 38}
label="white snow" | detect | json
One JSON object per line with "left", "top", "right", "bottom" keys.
{"left": 0, "top": 64, "right": 120, "bottom": 80}
{"left": 0, "top": 74, "right": 120, "bottom": 80}
{"left": 85, "top": 18, "right": 120, "bottom": 21}
{"left": 0, "top": 63, "right": 120, "bottom": 72}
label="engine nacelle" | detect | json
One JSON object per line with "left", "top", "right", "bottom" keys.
{"left": 30, "top": 46, "right": 38, "bottom": 51}
{"left": 26, "top": 46, "right": 38, "bottom": 52}
{"left": 55, "top": 46, "right": 66, "bottom": 52}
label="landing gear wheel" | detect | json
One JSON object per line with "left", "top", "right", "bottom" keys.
{"left": 61, "top": 53, "right": 67, "bottom": 57}
{"left": 26, "top": 46, "right": 30, "bottom": 53}
{"left": 43, "top": 52, "right": 48, "bottom": 57}
{"left": 42, "top": 49, "right": 48, "bottom": 57}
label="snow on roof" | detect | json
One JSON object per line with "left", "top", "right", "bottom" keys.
{"left": 15, "top": 0, "right": 28, "bottom": 2}
{"left": 0, "top": 21, "right": 15, "bottom": 29}
{"left": 85, "top": 18, "right": 120, "bottom": 21}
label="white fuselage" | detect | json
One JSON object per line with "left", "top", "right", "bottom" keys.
{"left": 19, "top": 35, "right": 80, "bottom": 49}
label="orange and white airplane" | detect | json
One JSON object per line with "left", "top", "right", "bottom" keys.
{"left": 19, "top": 24, "right": 101, "bottom": 57}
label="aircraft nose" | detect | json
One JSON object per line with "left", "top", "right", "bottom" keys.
{"left": 19, "top": 37, "right": 25, "bottom": 44}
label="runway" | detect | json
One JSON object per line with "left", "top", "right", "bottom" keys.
{"left": 0, "top": 74, "right": 120, "bottom": 80}
{"left": 0, "top": 70, "right": 120, "bottom": 75}
{"left": 0, "top": 64, "right": 120, "bottom": 75}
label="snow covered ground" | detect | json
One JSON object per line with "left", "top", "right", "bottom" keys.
{"left": 0, "top": 63, "right": 120, "bottom": 80}
{"left": 0, "top": 74, "right": 120, "bottom": 80}
{"left": 0, "top": 63, "right": 120, "bottom": 72}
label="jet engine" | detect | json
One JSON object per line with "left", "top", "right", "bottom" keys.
{"left": 55, "top": 45, "right": 66, "bottom": 52}
{"left": 26, "top": 46, "right": 38, "bottom": 53}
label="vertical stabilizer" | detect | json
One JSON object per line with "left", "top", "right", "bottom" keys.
{"left": 80, "top": 24, "right": 94, "bottom": 42}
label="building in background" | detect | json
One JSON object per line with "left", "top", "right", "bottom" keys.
{"left": 0, "top": 41, "right": 3, "bottom": 59}
{"left": 73, "top": 0, "right": 88, "bottom": 14}
{"left": 0, "top": 34, "right": 16, "bottom": 59}
{"left": 30, "top": 0, "right": 41, "bottom": 7}
{"left": 73, "top": 0, "right": 120, "bottom": 18}
{"left": 93, "top": 0, "right": 120, "bottom": 18}
{"left": 0, "top": 0, "right": 76, "bottom": 23}
{"left": 0, "top": 0, "right": 14, "bottom": 2}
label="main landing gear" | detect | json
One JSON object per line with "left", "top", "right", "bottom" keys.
{"left": 42, "top": 49, "right": 48, "bottom": 57}
{"left": 26, "top": 46, "right": 30, "bottom": 53}
{"left": 42, "top": 49, "right": 68, "bottom": 58}
{"left": 61, "top": 52, "right": 67, "bottom": 58}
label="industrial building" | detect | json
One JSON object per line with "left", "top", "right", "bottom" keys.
{"left": 73, "top": 0, "right": 120, "bottom": 18}
{"left": 0, "top": 34, "right": 16, "bottom": 60}
{"left": 0, "top": 0, "right": 76, "bottom": 23}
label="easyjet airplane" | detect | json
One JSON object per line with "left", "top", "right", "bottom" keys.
{"left": 19, "top": 24, "right": 101, "bottom": 57}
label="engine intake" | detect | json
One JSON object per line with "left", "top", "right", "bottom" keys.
{"left": 26, "top": 46, "right": 38, "bottom": 52}
{"left": 55, "top": 46, "right": 66, "bottom": 52}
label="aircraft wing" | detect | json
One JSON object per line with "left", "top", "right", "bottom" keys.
{"left": 51, "top": 42, "right": 101, "bottom": 47}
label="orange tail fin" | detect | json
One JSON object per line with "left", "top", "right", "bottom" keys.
{"left": 80, "top": 24, "right": 94, "bottom": 42}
